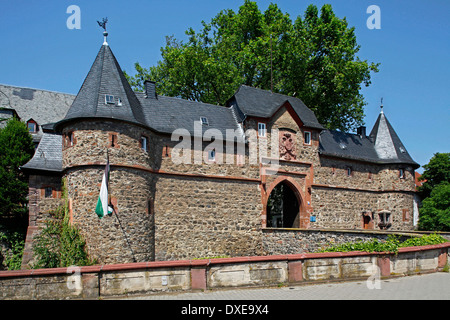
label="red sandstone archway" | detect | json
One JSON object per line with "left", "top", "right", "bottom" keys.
{"left": 264, "top": 176, "right": 308, "bottom": 228}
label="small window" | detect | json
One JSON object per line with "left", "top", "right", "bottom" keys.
{"left": 200, "top": 117, "right": 208, "bottom": 126}
{"left": 399, "top": 168, "right": 405, "bottom": 179}
{"left": 44, "top": 187, "right": 53, "bottom": 198}
{"left": 27, "top": 120, "right": 38, "bottom": 133}
{"left": 117, "top": 97, "right": 123, "bottom": 106}
{"left": 105, "top": 94, "right": 115, "bottom": 104}
{"left": 140, "top": 136, "right": 148, "bottom": 152}
{"left": 65, "top": 132, "right": 74, "bottom": 148}
{"left": 304, "top": 131, "right": 311, "bottom": 145}
{"left": 208, "top": 149, "right": 215, "bottom": 161}
{"left": 109, "top": 133, "right": 118, "bottom": 148}
{"left": 68, "top": 132, "right": 74, "bottom": 147}
{"left": 258, "top": 123, "right": 266, "bottom": 137}
{"left": 378, "top": 211, "right": 392, "bottom": 230}
{"left": 347, "top": 167, "right": 352, "bottom": 177}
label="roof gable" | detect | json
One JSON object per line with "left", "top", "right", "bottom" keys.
{"left": 228, "top": 85, "right": 323, "bottom": 130}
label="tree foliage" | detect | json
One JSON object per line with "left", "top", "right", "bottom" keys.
{"left": 418, "top": 152, "right": 450, "bottom": 231}
{"left": 125, "top": 1, "right": 379, "bottom": 131}
{"left": 0, "top": 118, "right": 34, "bottom": 219}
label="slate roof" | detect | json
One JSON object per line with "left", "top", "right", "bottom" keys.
{"left": 136, "top": 93, "right": 242, "bottom": 140}
{"left": 227, "top": 85, "right": 324, "bottom": 130}
{"left": 319, "top": 111, "right": 419, "bottom": 168}
{"left": 57, "top": 44, "right": 146, "bottom": 129}
{"left": 56, "top": 43, "right": 244, "bottom": 140}
{"left": 0, "top": 84, "right": 74, "bottom": 139}
{"left": 30, "top": 41, "right": 416, "bottom": 174}
{"left": 21, "top": 132, "right": 63, "bottom": 172}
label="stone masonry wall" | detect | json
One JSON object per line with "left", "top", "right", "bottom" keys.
{"left": 65, "top": 167, "right": 154, "bottom": 264}
{"left": 153, "top": 175, "right": 263, "bottom": 261}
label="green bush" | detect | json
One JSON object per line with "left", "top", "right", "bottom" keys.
{"left": 318, "top": 234, "right": 447, "bottom": 254}
{"left": 32, "top": 205, "right": 96, "bottom": 268}
{"left": 0, "top": 229, "right": 25, "bottom": 270}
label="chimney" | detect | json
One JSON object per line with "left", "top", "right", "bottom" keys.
{"left": 357, "top": 126, "right": 366, "bottom": 138}
{"left": 144, "top": 80, "right": 157, "bottom": 99}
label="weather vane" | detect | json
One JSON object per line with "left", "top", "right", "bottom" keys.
{"left": 97, "top": 17, "right": 108, "bottom": 31}
{"left": 97, "top": 17, "right": 109, "bottom": 45}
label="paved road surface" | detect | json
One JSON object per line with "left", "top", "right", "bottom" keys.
{"left": 122, "top": 272, "right": 450, "bottom": 300}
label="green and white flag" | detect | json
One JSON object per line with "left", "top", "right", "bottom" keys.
{"left": 95, "top": 157, "right": 110, "bottom": 218}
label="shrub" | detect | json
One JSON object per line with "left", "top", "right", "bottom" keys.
{"left": 32, "top": 205, "right": 96, "bottom": 268}
{"left": 318, "top": 234, "right": 447, "bottom": 254}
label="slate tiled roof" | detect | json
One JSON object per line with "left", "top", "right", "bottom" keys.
{"left": 136, "top": 93, "right": 242, "bottom": 140}
{"left": 0, "top": 84, "right": 74, "bottom": 139}
{"left": 37, "top": 42, "right": 417, "bottom": 174}
{"left": 227, "top": 85, "right": 324, "bottom": 130}
{"left": 319, "top": 111, "right": 419, "bottom": 168}
{"left": 21, "top": 132, "right": 63, "bottom": 172}
{"left": 57, "top": 44, "right": 146, "bottom": 128}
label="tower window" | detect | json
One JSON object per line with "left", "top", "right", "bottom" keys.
{"left": 140, "top": 136, "right": 148, "bottom": 152}
{"left": 347, "top": 167, "right": 352, "bottom": 177}
{"left": 200, "top": 117, "right": 208, "bottom": 126}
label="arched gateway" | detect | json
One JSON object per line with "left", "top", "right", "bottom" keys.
{"left": 265, "top": 177, "right": 307, "bottom": 229}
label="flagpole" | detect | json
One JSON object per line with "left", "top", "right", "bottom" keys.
{"left": 105, "top": 148, "right": 137, "bottom": 262}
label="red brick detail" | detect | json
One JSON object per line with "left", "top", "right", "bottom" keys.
{"left": 191, "top": 268, "right": 207, "bottom": 290}
{"left": 438, "top": 249, "right": 448, "bottom": 268}
{"left": 377, "top": 255, "right": 390, "bottom": 277}
{"left": 288, "top": 261, "right": 303, "bottom": 282}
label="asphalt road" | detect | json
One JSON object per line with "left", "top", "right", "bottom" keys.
{"left": 123, "top": 271, "right": 450, "bottom": 300}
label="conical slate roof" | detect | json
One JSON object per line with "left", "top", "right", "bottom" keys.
{"left": 57, "top": 43, "right": 146, "bottom": 128}
{"left": 369, "top": 110, "right": 419, "bottom": 167}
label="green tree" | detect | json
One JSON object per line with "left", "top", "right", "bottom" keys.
{"left": 418, "top": 153, "right": 450, "bottom": 231}
{"left": 0, "top": 118, "right": 34, "bottom": 219}
{"left": 419, "top": 182, "right": 450, "bottom": 231}
{"left": 418, "top": 153, "right": 450, "bottom": 199}
{"left": 125, "top": 1, "right": 379, "bottom": 131}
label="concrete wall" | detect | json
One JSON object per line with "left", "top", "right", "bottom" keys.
{"left": 1, "top": 243, "right": 448, "bottom": 300}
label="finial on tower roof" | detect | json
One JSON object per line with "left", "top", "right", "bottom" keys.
{"left": 380, "top": 97, "right": 384, "bottom": 114}
{"left": 97, "top": 17, "right": 108, "bottom": 45}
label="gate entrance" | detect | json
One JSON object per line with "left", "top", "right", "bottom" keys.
{"left": 266, "top": 182, "right": 300, "bottom": 228}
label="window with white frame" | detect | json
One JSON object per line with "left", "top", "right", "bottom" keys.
{"left": 258, "top": 123, "right": 266, "bottom": 137}
{"left": 105, "top": 94, "right": 115, "bottom": 104}
{"left": 200, "top": 117, "right": 209, "bottom": 126}
{"left": 304, "top": 131, "right": 311, "bottom": 145}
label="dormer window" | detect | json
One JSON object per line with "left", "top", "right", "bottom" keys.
{"left": 27, "top": 119, "right": 38, "bottom": 133}
{"left": 117, "top": 97, "right": 123, "bottom": 106}
{"left": 105, "top": 94, "right": 115, "bottom": 104}
{"left": 200, "top": 117, "right": 208, "bottom": 126}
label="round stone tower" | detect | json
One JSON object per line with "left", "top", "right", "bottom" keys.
{"left": 55, "top": 40, "right": 155, "bottom": 264}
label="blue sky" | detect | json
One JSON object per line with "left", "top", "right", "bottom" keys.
{"left": 0, "top": 0, "right": 448, "bottom": 172}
